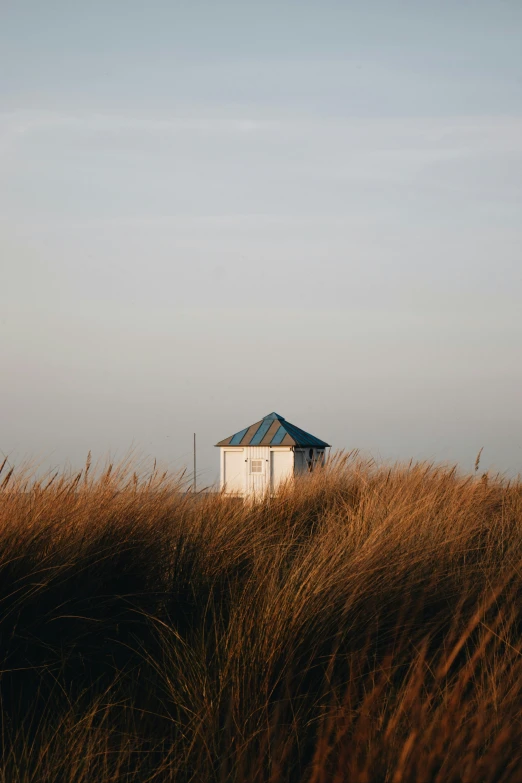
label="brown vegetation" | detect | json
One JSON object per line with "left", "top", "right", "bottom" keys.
{"left": 0, "top": 452, "right": 522, "bottom": 782}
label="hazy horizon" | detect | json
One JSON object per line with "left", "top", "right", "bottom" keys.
{"left": 2, "top": 1, "right": 521, "bottom": 482}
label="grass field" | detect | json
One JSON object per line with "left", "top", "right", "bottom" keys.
{"left": 1, "top": 452, "right": 521, "bottom": 782}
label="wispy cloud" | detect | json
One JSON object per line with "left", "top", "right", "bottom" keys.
{"left": 2, "top": 108, "right": 522, "bottom": 149}
{"left": 0, "top": 110, "right": 279, "bottom": 139}
{"left": 1, "top": 109, "right": 521, "bottom": 221}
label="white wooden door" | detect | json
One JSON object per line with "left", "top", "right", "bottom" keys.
{"left": 224, "top": 450, "right": 245, "bottom": 494}
{"left": 270, "top": 450, "right": 294, "bottom": 492}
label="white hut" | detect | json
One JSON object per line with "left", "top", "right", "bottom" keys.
{"left": 216, "top": 412, "right": 330, "bottom": 497}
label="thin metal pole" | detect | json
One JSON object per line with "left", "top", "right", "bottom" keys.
{"left": 193, "top": 433, "right": 196, "bottom": 493}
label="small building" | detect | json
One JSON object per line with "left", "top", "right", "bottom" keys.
{"left": 216, "top": 412, "right": 330, "bottom": 497}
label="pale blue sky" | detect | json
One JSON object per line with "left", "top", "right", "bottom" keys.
{"left": 1, "top": 1, "right": 521, "bottom": 481}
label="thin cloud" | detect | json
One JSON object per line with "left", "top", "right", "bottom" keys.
{"left": 1, "top": 109, "right": 521, "bottom": 151}
{"left": 0, "top": 110, "right": 279, "bottom": 137}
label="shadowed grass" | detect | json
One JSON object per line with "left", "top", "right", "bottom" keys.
{"left": 0, "top": 452, "right": 521, "bottom": 781}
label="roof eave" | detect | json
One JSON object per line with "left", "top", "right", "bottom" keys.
{"left": 216, "top": 442, "right": 331, "bottom": 448}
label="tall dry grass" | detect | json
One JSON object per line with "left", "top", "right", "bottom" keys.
{"left": 0, "top": 452, "right": 522, "bottom": 781}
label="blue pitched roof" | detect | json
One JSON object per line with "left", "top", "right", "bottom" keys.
{"left": 216, "top": 412, "right": 330, "bottom": 448}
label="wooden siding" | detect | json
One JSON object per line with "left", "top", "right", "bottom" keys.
{"left": 219, "top": 446, "right": 295, "bottom": 497}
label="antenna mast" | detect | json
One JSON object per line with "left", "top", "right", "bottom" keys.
{"left": 193, "top": 433, "right": 196, "bottom": 493}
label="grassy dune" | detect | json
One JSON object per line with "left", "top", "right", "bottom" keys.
{"left": 0, "top": 453, "right": 521, "bottom": 782}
